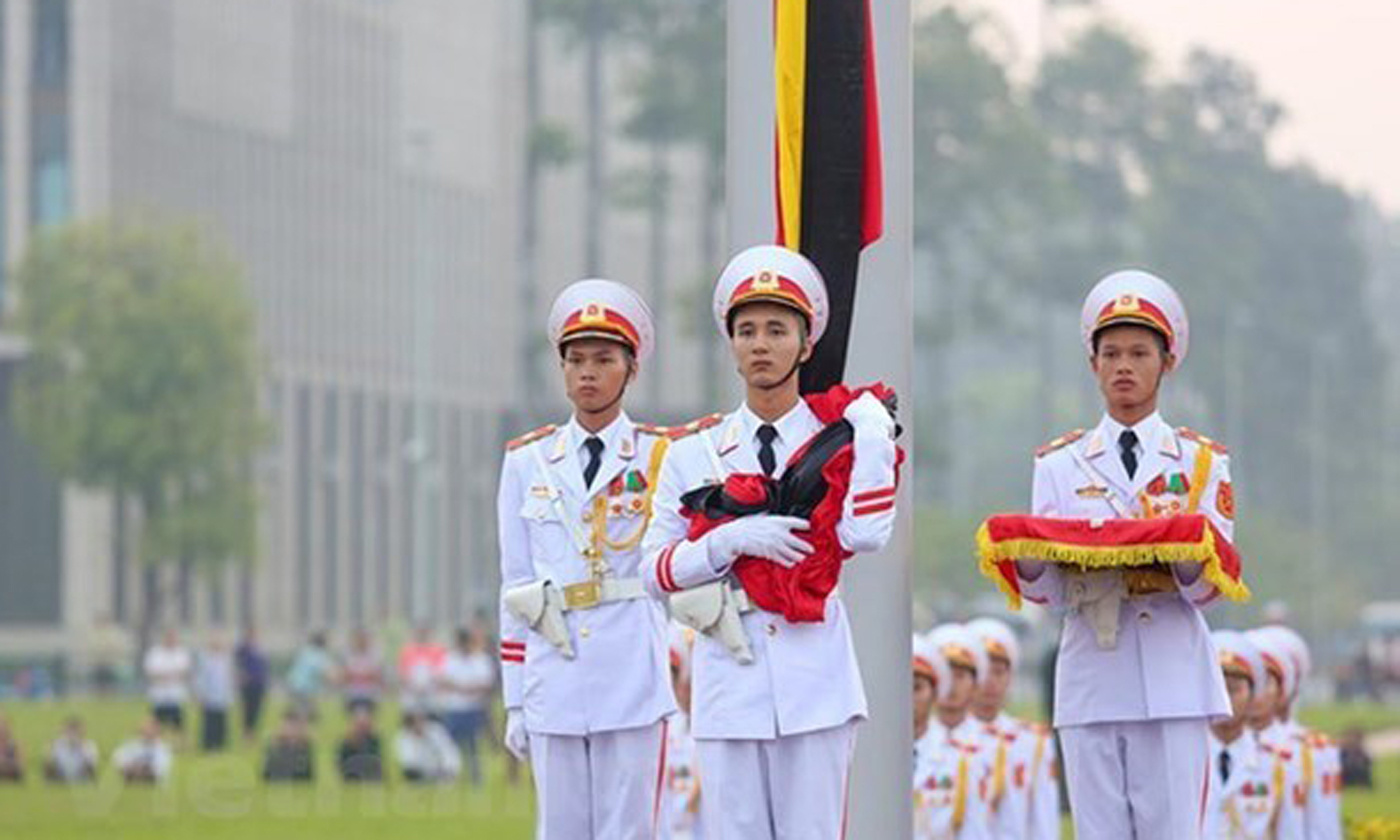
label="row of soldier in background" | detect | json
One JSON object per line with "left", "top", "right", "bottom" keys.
{"left": 909, "top": 618, "right": 1348, "bottom": 839}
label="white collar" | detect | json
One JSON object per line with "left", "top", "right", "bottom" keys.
{"left": 1100, "top": 410, "right": 1165, "bottom": 449}
{"left": 737, "top": 399, "right": 814, "bottom": 446}
{"left": 567, "top": 411, "right": 629, "bottom": 455}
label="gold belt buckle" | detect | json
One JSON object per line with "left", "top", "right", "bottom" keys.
{"left": 1124, "top": 566, "right": 1175, "bottom": 596}
{"left": 563, "top": 580, "right": 602, "bottom": 610}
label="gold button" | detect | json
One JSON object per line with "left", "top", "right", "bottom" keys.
{"left": 579, "top": 627, "right": 591, "bottom": 638}
{"left": 582, "top": 511, "right": 593, "bottom": 523}
{"left": 767, "top": 624, "right": 777, "bottom": 636}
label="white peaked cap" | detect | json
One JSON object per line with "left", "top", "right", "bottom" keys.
{"left": 913, "top": 632, "right": 955, "bottom": 703}
{"left": 712, "top": 245, "right": 829, "bottom": 343}
{"left": 927, "top": 623, "right": 988, "bottom": 684}
{"left": 967, "top": 617, "right": 1020, "bottom": 673}
{"left": 1080, "top": 269, "right": 1189, "bottom": 364}
{"left": 1212, "top": 629, "right": 1266, "bottom": 691}
{"left": 548, "top": 278, "right": 655, "bottom": 363}
{"left": 1246, "top": 627, "right": 1300, "bottom": 701}
{"left": 1256, "top": 624, "right": 1311, "bottom": 700}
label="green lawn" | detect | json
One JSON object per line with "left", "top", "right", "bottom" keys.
{"left": 1, "top": 698, "right": 1397, "bottom": 838}
{"left": 1299, "top": 701, "right": 1400, "bottom": 738}
{"left": 0, "top": 698, "right": 535, "bottom": 840}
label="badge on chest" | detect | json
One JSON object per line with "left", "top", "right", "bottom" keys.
{"left": 603, "top": 469, "right": 650, "bottom": 518}
{"left": 1142, "top": 471, "right": 1190, "bottom": 517}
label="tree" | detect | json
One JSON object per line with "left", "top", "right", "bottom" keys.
{"left": 616, "top": 0, "right": 727, "bottom": 407}
{"left": 541, "top": 0, "right": 652, "bottom": 274}
{"left": 8, "top": 220, "right": 265, "bottom": 647}
{"left": 909, "top": 7, "right": 1399, "bottom": 626}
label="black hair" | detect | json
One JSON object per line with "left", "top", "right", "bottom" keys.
{"left": 558, "top": 338, "right": 636, "bottom": 361}
{"left": 1090, "top": 324, "right": 1169, "bottom": 357}
{"left": 725, "top": 300, "right": 809, "bottom": 339}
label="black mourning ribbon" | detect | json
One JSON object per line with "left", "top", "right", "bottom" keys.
{"left": 680, "top": 393, "right": 902, "bottom": 521}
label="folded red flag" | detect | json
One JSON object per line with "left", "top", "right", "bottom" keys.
{"left": 975, "top": 513, "right": 1250, "bottom": 611}
{"left": 680, "top": 383, "right": 904, "bottom": 623}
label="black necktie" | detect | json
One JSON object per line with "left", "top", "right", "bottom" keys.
{"left": 1218, "top": 748, "right": 1232, "bottom": 784}
{"left": 1119, "top": 429, "right": 1139, "bottom": 480}
{"left": 757, "top": 424, "right": 779, "bottom": 477}
{"left": 582, "top": 436, "right": 604, "bottom": 488}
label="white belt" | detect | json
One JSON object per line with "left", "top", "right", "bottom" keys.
{"left": 560, "top": 577, "right": 646, "bottom": 611}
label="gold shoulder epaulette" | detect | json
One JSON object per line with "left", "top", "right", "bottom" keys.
{"left": 506, "top": 423, "right": 557, "bottom": 451}
{"left": 666, "top": 413, "right": 724, "bottom": 440}
{"left": 1035, "top": 429, "right": 1085, "bottom": 458}
{"left": 1177, "top": 426, "right": 1228, "bottom": 454}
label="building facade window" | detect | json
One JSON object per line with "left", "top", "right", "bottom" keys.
{"left": 321, "top": 387, "right": 339, "bottom": 624}
{"left": 348, "top": 390, "right": 366, "bottom": 624}
{"left": 30, "top": 0, "right": 69, "bottom": 226}
{"left": 295, "top": 384, "right": 313, "bottom": 628}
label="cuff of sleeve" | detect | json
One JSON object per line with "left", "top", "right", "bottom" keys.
{"left": 654, "top": 539, "right": 724, "bottom": 593}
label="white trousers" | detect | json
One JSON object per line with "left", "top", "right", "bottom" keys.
{"left": 530, "top": 719, "right": 670, "bottom": 840}
{"left": 695, "top": 721, "right": 857, "bottom": 840}
{"left": 1059, "top": 717, "right": 1210, "bottom": 840}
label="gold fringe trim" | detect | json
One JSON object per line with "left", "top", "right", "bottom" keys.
{"left": 975, "top": 520, "right": 1251, "bottom": 611}
{"left": 975, "top": 522, "right": 1024, "bottom": 611}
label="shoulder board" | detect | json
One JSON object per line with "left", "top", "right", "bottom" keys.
{"left": 635, "top": 422, "right": 669, "bottom": 437}
{"left": 666, "top": 413, "right": 724, "bottom": 440}
{"left": 1035, "top": 429, "right": 1085, "bottom": 459}
{"left": 1307, "top": 732, "right": 1334, "bottom": 748}
{"left": 1262, "top": 743, "right": 1294, "bottom": 761}
{"left": 505, "top": 424, "right": 557, "bottom": 452}
{"left": 1177, "top": 427, "right": 1228, "bottom": 454}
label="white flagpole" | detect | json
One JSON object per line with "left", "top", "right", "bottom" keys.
{"left": 726, "top": 0, "right": 913, "bottom": 836}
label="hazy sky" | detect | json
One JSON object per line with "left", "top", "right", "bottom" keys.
{"left": 987, "top": 0, "right": 1400, "bottom": 212}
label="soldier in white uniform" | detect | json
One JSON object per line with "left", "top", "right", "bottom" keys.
{"left": 1242, "top": 630, "right": 1310, "bottom": 838}
{"left": 641, "top": 244, "right": 900, "bottom": 839}
{"left": 497, "top": 279, "right": 676, "bottom": 839}
{"left": 1272, "top": 625, "right": 1341, "bottom": 840}
{"left": 1248, "top": 627, "right": 1340, "bottom": 840}
{"left": 966, "top": 617, "right": 1061, "bottom": 840}
{"left": 914, "top": 630, "right": 991, "bottom": 840}
{"left": 1013, "top": 270, "right": 1236, "bottom": 839}
{"left": 914, "top": 631, "right": 955, "bottom": 782}
{"left": 926, "top": 624, "right": 993, "bottom": 758}
{"left": 1204, "top": 630, "right": 1305, "bottom": 840}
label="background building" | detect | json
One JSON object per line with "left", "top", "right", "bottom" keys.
{"left": 0, "top": 0, "right": 716, "bottom": 674}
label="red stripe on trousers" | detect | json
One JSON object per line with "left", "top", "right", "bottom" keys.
{"left": 651, "top": 717, "right": 670, "bottom": 837}
{"left": 1199, "top": 752, "right": 1210, "bottom": 830}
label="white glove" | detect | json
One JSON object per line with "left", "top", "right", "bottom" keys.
{"left": 1172, "top": 560, "right": 1203, "bottom": 585}
{"left": 844, "top": 392, "right": 894, "bottom": 437}
{"left": 1015, "top": 559, "right": 1048, "bottom": 581}
{"left": 504, "top": 709, "right": 530, "bottom": 761}
{"left": 706, "top": 515, "right": 813, "bottom": 571}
